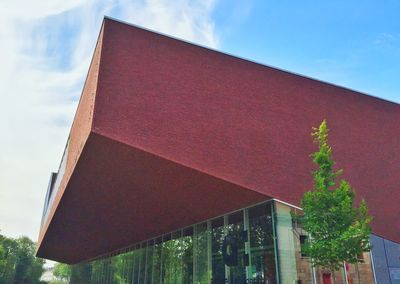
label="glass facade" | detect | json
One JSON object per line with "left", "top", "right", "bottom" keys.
{"left": 70, "top": 200, "right": 375, "bottom": 284}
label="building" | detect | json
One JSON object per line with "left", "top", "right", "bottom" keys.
{"left": 36, "top": 17, "right": 400, "bottom": 283}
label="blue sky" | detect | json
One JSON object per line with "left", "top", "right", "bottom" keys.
{"left": 0, "top": 0, "right": 399, "bottom": 242}
{"left": 215, "top": 0, "right": 400, "bottom": 103}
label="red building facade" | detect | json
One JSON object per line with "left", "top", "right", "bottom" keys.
{"left": 37, "top": 18, "right": 400, "bottom": 283}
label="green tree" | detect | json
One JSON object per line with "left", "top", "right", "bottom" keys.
{"left": 53, "top": 263, "right": 71, "bottom": 282}
{"left": 0, "top": 233, "right": 45, "bottom": 284}
{"left": 0, "top": 239, "right": 7, "bottom": 282}
{"left": 299, "top": 120, "right": 372, "bottom": 284}
{"left": 14, "top": 237, "right": 44, "bottom": 283}
{"left": 0, "top": 234, "right": 18, "bottom": 283}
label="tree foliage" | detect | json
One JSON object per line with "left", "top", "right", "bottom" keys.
{"left": 53, "top": 263, "right": 71, "bottom": 282}
{"left": 0, "top": 232, "right": 45, "bottom": 284}
{"left": 299, "top": 120, "right": 372, "bottom": 277}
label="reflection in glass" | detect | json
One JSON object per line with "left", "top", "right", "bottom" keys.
{"left": 248, "top": 203, "right": 277, "bottom": 283}
{"left": 111, "top": 253, "right": 123, "bottom": 283}
{"left": 194, "top": 222, "right": 210, "bottom": 284}
{"left": 70, "top": 200, "right": 376, "bottom": 284}
{"left": 125, "top": 251, "right": 134, "bottom": 284}
{"left": 145, "top": 241, "right": 153, "bottom": 284}
{"left": 152, "top": 237, "right": 162, "bottom": 284}
{"left": 131, "top": 245, "right": 140, "bottom": 284}
{"left": 162, "top": 232, "right": 183, "bottom": 284}
{"left": 138, "top": 243, "right": 147, "bottom": 283}
{"left": 182, "top": 227, "right": 194, "bottom": 284}
{"left": 211, "top": 217, "right": 225, "bottom": 283}
{"left": 227, "top": 211, "right": 246, "bottom": 283}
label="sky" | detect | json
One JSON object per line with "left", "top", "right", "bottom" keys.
{"left": 0, "top": 0, "right": 399, "bottom": 243}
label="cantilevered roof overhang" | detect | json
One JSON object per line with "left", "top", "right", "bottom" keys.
{"left": 37, "top": 18, "right": 400, "bottom": 264}
{"left": 37, "top": 132, "right": 268, "bottom": 263}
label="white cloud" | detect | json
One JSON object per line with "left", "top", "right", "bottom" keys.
{"left": 0, "top": 0, "right": 218, "bottom": 241}
{"left": 374, "top": 32, "right": 399, "bottom": 50}
{"left": 1, "top": 0, "right": 86, "bottom": 19}
{"left": 112, "top": 0, "right": 218, "bottom": 47}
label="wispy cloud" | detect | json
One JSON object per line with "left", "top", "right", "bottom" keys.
{"left": 374, "top": 32, "right": 399, "bottom": 50}
{"left": 0, "top": 0, "right": 218, "bottom": 241}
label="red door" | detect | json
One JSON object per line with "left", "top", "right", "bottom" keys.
{"left": 322, "top": 273, "right": 332, "bottom": 284}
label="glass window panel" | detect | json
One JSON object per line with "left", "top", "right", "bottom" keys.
{"left": 105, "top": 258, "right": 110, "bottom": 284}
{"left": 153, "top": 237, "right": 163, "bottom": 284}
{"left": 227, "top": 210, "right": 246, "bottom": 283}
{"left": 139, "top": 243, "right": 147, "bottom": 283}
{"left": 162, "top": 231, "right": 183, "bottom": 284}
{"left": 161, "top": 234, "right": 169, "bottom": 283}
{"left": 194, "top": 222, "right": 210, "bottom": 284}
{"left": 123, "top": 252, "right": 129, "bottom": 283}
{"left": 112, "top": 253, "right": 124, "bottom": 283}
{"left": 132, "top": 245, "right": 140, "bottom": 284}
{"left": 101, "top": 258, "right": 108, "bottom": 284}
{"left": 78, "top": 200, "right": 289, "bottom": 284}
{"left": 173, "top": 230, "right": 184, "bottom": 284}
{"left": 248, "top": 202, "right": 277, "bottom": 283}
{"left": 172, "top": 230, "right": 181, "bottom": 240}
{"left": 145, "top": 240, "right": 154, "bottom": 284}
{"left": 98, "top": 259, "right": 105, "bottom": 284}
{"left": 90, "top": 259, "right": 99, "bottom": 283}
{"left": 120, "top": 252, "right": 128, "bottom": 283}
{"left": 211, "top": 217, "right": 225, "bottom": 283}
{"left": 182, "top": 227, "right": 194, "bottom": 284}
{"left": 106, "top": 258, "right": 112, "bottom": 284}
{"left": 125, "top": 251, "right": 134, "bottom": 284}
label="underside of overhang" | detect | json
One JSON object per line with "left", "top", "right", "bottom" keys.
{"left": 36, "top": 132, "right": 268, "bottom": 264}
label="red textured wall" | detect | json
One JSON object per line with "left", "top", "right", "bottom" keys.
{"left": 94, "top": 19, "right": 400, "bottom": 243}
{"left": 37, "top": 26, "right": 103, "bottom": 249}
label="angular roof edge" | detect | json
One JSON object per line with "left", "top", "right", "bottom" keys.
{"left": 103, "top": 16, "right": 399, "bottom": 106}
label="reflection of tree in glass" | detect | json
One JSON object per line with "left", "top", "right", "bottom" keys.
{"left": 145, "top": 244, "right": 153, "bottom": 284}
{"left": 138, "top": 244, "right": 146, "bottom": 283}
{"left": 152, "top": 239, "right": 162, "bottom": 283}
{"left": 211, "top": 218, "right": 225, "bottom": 283}
{"left": 248, "top": 204, "right": 277, "bottom": 283}
{"left": 162, "top": 238, "right": 183, "bottom": 283}
{"left": 111, "top": 253, "right": 125, "bottom": 283}
{"left": 181, "top": 234, "right": 193, "bottom": 283}
{"left": 194, "top": 223, "right": 210, "bottom": 284}
{"left": 48, "top": 202, "right": 282, "bottom": 284}
{"left": 89, "top": 259, "right": 101, "bottom": 283}
{"left": 227, "top": 212, "right": 246, "bottom": 283}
